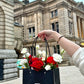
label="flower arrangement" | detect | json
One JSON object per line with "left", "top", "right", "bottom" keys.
{"left": 17, "top": 45, "right": 64, "bottom": 71}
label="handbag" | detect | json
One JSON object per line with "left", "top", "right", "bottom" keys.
{"left": 23, "top": 37, "right": 60, "bottom": 84}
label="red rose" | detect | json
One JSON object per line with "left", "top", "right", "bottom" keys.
{"left": 28, "top": 55, "right": 32, "bottom": 59}
{"left": 28, "top": 55, "right": 32, "bottom": 64}
{"left": 32, "top": 57, "right": 39, "bottom": 62}
{"left": 56, "top": 64, "right": 58, "bottom": 68}
{"left": 30, "top": 60, "right": 44, "bottom": 71}
{"left": 56, "top": 62, "right": 58, "bottom": 68}
{"left": 29, "top": 57, "right": 39, "bottom": 63}
{"left": 46, "top": 57, "right": 56, "bottom": 65}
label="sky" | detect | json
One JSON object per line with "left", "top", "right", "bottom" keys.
{"left": 19, "top": 0, "right": 84, "bottom": 3}
{"left": 74, "top": 0, "right": 84, "bottom": 3}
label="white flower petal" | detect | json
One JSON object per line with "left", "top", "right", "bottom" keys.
{"left": 25, "top": 53, "right": 30, "bottom": 57}
{"left": 22, "top": 55, "right": 26, "bottom": 57}
{"left": 52, "top": 53, "right": 63, "bottom": 63}
{"left": 37, "top": 50, "right": 42, "bottom": 55}
{"left": 21, "top": 48, "right": 28, "bottom": 54}
{"left": 36, "top": 45, "right": 40, "bottom": 49}
{"left": 20, "top": 59, "right": 27, "bottom": 65}
{"left": 45, "top": 65, "right": 51, "bottom": 71}
{"left": 42, "top": 57, "right": 46, "bottom": 61}
{"left": 42, "top": 50, "right": 46, "bottom": 57}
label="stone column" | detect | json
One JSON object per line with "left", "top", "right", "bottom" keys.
{"left": 78, "top": 17, "right": 81, "bottom": 38}
{"left": 73, "top": 12, "right": 78, "bottom": 38}
{"left": 37, "top": 10, "right": 43, "bottom": 33}
{"left": 34, "top": 13, "right": 38, "bottom": 36}
{"left": 22, "top": 16, "right": 24, "bottom": 25}
{"left": 58, "top": 8, "right": 69, "bottom": 35}
{"left": 23, "top": 15, "right": 27, "bottom": 40}
{"left": 82, "top": 20, "right": 84, "bottom": 39}
{"left": 58, "top": 7, "right": 70, "bottom": 63}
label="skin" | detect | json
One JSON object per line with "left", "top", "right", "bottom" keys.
{"left": 38, "top": 30, "right": 80, "bottom": 56}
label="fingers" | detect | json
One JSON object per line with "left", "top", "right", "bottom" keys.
{"left": 38, "top": 30, "right": 48, "bottom": 37}
{"left": 40, "top": 34, "right": 46, "bottom": 41}
{"left": 38, "top": 30, "right": 50, "bottom": 41}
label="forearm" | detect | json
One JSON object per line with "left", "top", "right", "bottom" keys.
{"left": 53, "top": 31, "right": 80, "bottom": 56}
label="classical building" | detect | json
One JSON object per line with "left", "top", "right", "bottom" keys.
{"left": 0, "top": 0, "right": 18, "bottom": 81}
{"left": 14, "top": 0, "right": 84, "bottom": 64}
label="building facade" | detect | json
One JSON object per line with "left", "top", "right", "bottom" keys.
{"left": 0, "top": 0, "right": 15, "bottom": 49}
{"left": 0, "top": 0, "right": 18, "bottom": 81}
{"left": 14, "top": 0, "right": 84, "bottom": 64}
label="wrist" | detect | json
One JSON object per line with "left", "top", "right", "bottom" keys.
{"left": 52, "top": 31, "right": 61, "bottom": 41}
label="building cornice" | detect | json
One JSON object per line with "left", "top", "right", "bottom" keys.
{"left": 56, "top": 1, "right": 68, "bottom": 8}
{"left": 14, "top": 0, "right": 84, "bottom": 17}
{"left": 1, "top": 0, "right": 14, "bottom": 6}
{"left": 14, "top": 0, "right": 45, "bottom": 12}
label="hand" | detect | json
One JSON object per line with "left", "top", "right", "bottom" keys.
{"left": 38, "top": 30, "right": 56, "bottom": 41}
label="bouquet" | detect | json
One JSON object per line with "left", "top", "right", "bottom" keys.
{"left": 17, "top": 44, "right": 64, "bottom": 71}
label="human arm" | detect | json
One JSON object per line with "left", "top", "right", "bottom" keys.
{"left": 38, "top": 30, "right": 84, "bottom": 75}
{"left": 38, "top": 30, "right": 80, "bottom": 56}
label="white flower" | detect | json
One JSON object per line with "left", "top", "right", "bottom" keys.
{"left": 53, "top": 53, "right": 63, "bottom": 63}
{"left": 37, "top": 50, "right": 42, "bottom": 55}
{"left": 21, "top": 48, "right": 28, "bottom": 54}
{"left": 42, "top": 57, "right": 46, "bottom": 61}
{"left": 36, "top": 45, "right": 40, "bottom": 49}
{"left": 20, "top": 59, "right": 27, "bottom": 65}
{"left": 42, "top": 50, "right": 46, "bottom": 57}
{"left": 22, "top": 55, "right": 25, "bottom": 58}
{"left": 45, "top": 65, "right": 51, "bottom": 71}
{"left": 22, "top": 53, "right": 30, "bottom": 58}
{"left": 25, "top": 53, "right": 30, "bottom": 57}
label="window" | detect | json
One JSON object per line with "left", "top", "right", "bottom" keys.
{"left": 33, "top": 27, "right": 35, "bottom": 37}
{"left": 29, "top": 28, "right": 31, "bottom": 34}
{"left": 55, "top": 10, "right": 58, "bottom": 16}
{"left": 53, "top": 45, "right": 60, "bottom": 54}
{"left": 51, "top": 11, "right": 54, "bottom": 18}
{"left": 69, "top": 21, "right": 73, "bottom": 35}
{"left": 51, "top": 10, "right": 58, "bottom": 18}
{"left": 56, "top": 45, "right": 60, "bottom": 54}
{"left": 30, "top": 46, "right": 36, "bottom": 56}
{"left": 28, "top": 27, "right": 35, "bottom": 38}
{"left": 29, "top": 28, "right": 32, "bottom": 38}
{"left": 52, "top": 23, "right": 55, "bottom": 31}
{"left": 56, "top": 22, "right": 59, "bottom": 33}
{"left": 68, "top": 10, "right": 72, "bottom": 18}
{"left": 53, "top": 46, "right": 57, "bottom": 53}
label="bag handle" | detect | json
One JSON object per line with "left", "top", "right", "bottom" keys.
{"left": 31, "top": 36, "right": 51, "bottom": 57}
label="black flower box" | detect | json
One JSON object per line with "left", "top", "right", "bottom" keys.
{"left": 23, "top": 68, "right": 60, "bottom": 84}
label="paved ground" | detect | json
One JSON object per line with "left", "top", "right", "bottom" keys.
{"left": 0, "top": 66, "right": 84, "bottom": 84}
{"left": 60, "top": 66, "right": 84, "bottom": 84}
